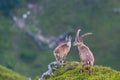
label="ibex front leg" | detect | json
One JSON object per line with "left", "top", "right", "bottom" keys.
{"left": 81, "top": 61, "right": 86, "bottom": 73}
{"left": 54, "top": 53, "right": 60, "bottom": 63}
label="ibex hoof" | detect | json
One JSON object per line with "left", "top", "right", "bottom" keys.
{"left": 89, "top": 70, "right": 92, "bottom": 75}
{"left": 80, "top": 69, "right": 84, "bottom": 73}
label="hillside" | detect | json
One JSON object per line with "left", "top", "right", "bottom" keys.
{"left": 0, "top": 0, "right": 120, "bottom": 77}
{"left": 0, "top": 65, "right": 27, "bottom": 80}
{"left": 45, "top": 61, "right": 120, "bottom": 80}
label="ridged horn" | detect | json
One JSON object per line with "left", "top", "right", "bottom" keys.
{"left": 80, "top": 32, "right": 93, "bottom": 42}
{"left": 75, "top": 29, "right": 81, "bottom": 41}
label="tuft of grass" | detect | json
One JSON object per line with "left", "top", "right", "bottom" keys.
{"left": 45, "top": 61, "right": 120, "bottom": 80}
{"left": 0, "top": 65, "right": 27, "bottom": 80}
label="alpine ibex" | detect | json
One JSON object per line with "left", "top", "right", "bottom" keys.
{"left": 73, "top": 29, "right": 94, "bottom": 74}
{"left": 53, "top": 36, "right": 71, "bottom": 64}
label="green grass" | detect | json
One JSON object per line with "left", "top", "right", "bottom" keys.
{"left": 0, "top": 65, "right": 27, "bottom": 80}
{"left": 0, "top": 0, "right": 120, "bottom": 77}
{"left": 45, "top": 61, "right": 120, "bottom": 80}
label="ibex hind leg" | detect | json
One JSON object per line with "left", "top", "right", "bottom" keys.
{"left": 88, "top": 66, "right": 92, "bottom": 75}
{"left": 88, "top": 62, "right": 93, "bottom": 75}
{"left": 85, "top": 60, "right": 92, "bottom": 75}
{"left": 81, "top": 63, "right": 85, "bottom": 73}
{"left": 63, "top": 54, "right": 67, "bottom": 63}
{"left": 60, "top": 57, "right": 66, "bottom": 67}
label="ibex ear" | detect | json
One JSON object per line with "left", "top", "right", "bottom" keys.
{"left": 65, "top": 36, "right": 72, "bottom": 41}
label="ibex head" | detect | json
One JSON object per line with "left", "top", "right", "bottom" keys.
{"left": 65, "top": 36, "right": 72, "bottom": 46}
{"left": 73, "top": 29, "right": 92, "bottom": 46}
{"left": 65, "top": 36, "right": 72, "bottom": 42}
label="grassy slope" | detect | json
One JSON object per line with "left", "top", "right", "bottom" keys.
{"left": 45, "top": 61, "right": 120, "bottom": 80}
{"left": 0, "top": 65, "right": 27, "bottom": 80}
{"left": 0, "top": 0, "right": 120, "bottom": 77}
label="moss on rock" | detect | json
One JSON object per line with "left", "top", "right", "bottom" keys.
{"left": 45, "top": 61, "right": 120, "bottom": 80}
{"left": 0, "top": 65, "right": 27, "bottom": 80}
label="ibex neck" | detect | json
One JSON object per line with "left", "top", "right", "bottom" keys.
{"left": 78, "top": 43, "right": 85, "bottom": 47}
{"left": 67, "top": 42, "right": 71, "bottom": 47}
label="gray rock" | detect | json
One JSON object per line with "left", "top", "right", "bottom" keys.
{"left": 39, "top": 61, "right": 65, "bottom": 80}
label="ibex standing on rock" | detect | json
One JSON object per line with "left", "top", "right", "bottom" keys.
{"left": 53, "top": 36, "right": 71, "bottom": 64}
{"left": 73, "top": 29, "right": 94, "bottom": 74}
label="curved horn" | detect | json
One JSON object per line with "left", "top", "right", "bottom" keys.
{"left": 75, "top": 29, "right": 81, "bottom": 41}
{"left": 80, "top": 32, "right": 93, "bottom": 42}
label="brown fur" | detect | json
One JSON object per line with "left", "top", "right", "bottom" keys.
{"left": 73, "top": 29, "right": 94, "bottom": 74}
{"left": 53, "top": 36, "right": 71, "bottom": 63}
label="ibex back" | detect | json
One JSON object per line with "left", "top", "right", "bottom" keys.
{"left": 73, "top": 29, "right": 94, "bottom": 74}
{"left": 53, "top": 36, "right": 71, "bottom": 64}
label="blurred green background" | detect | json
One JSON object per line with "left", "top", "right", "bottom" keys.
{"left": 0, "top": 0, "right": 120, "bottom": 78}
